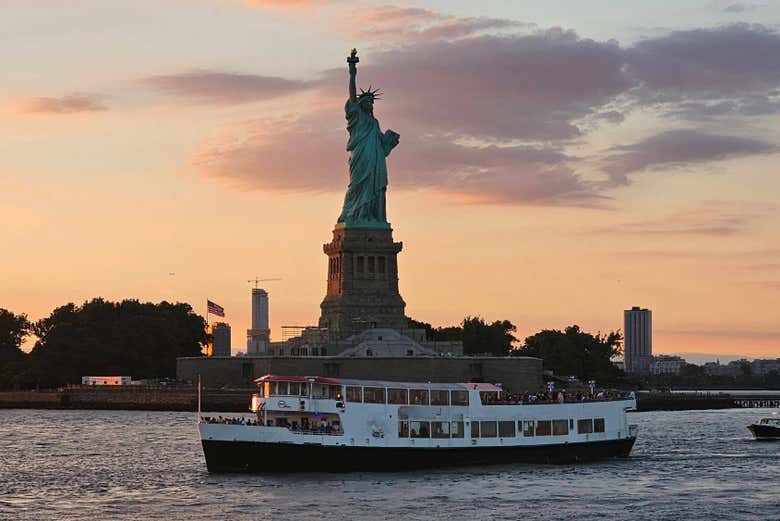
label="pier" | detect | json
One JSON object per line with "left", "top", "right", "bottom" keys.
{"left": 636, "top": 391, "right": 780, "bottom": 411}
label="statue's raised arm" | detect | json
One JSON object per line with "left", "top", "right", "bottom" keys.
{"left": 347, "top": 48, "right": 359, "bottom": 102}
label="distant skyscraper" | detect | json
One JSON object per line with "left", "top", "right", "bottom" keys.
{"left": 247, "top": 288, "right": 270, "bottom": 354}
{"left": 211, "top": 322, "right": 232, "bottom": 357}
{"left": 624, "top": 307, "right": 652, "bottom": 373}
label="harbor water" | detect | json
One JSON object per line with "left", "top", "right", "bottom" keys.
{"left": 1, "top": 408, "right": 778, "bottom": 521}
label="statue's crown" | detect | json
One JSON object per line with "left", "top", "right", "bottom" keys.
{"left": 358, "top": 85, "right": 381, "bottom": 102}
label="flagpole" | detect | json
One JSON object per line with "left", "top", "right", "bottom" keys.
{"left": 197, "top": 373, "right": 202, "bottom": 423}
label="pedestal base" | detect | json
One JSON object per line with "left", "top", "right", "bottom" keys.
{"left": 319, "top": 225, "right": 406, "bottom": 340}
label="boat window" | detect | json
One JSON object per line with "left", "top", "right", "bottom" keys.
{"left": 577, "top": 419, "right": 593, "bottom": 434}
{"left": 432, "top": 421, "right": 450, "bottom": 438}
{"left": 288, "top": 382, "right": 301, "bottom": 396}
{"left": 480, "top": 421, "right": 497, "bottom": 438}
{"left": 410, "top": 421, "right": 430, "bottom": 438}
{"left": 346, "top": 386, "right": 363, "bottom": 403}
{"left": 328, "top": 385, "right": 342, "bottom": 400}
{"left": 471, "top": 421, "right": 479, "bottom": 438}
{"left": 479, "top": 391, "right": 498, "bottom": 404}
{"left": 498, "top": 420, "right": 516, "bottom": 437}
{"left": 522, "top": 420, "right": 535, "bottom": 437}
{"left": 310, "top": 383, "right": 326, "bottom": 398}
{"left": 388, "top": 388, "right": 409, "bottom": 405}
{"left": 553, "top": 419, "right": 569, "bottom": 435}
{"left": 451, "top": 421, "right": 465, "bottom": 438}
{"left": 430, "top": 390, "right": 449, "bottom": 406}
{"left": 535, "top": 420, "right": 552, "bottom": 436}
{"left": 398, "top": 420, "right": 409, "bottom": 438}
{"left": 363, "top": 387, "right": 386, "bottom": 404}
{"left": 410, "top": 389, "right": 430, "bottom": 405}
{"left": 451, "top": 390, "right": 469, "bottom": 406}
{"left": 594, "top": 418, "right": 605, "bottom": 433}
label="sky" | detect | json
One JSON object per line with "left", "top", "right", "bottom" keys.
{"left": 1, "top": 0, "right": 779, "bottom": 361}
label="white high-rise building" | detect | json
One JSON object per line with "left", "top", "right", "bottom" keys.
{"left": 247, "top": 288, "right": 270, "bottom": 354}
{"left": 624, "top": 306, "right": 652, "bottom": 373}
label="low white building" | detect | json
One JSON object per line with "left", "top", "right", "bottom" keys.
{"left": 81, "top": 376, "right": 132, "bottom": 386}
{"left": 651, "top": 355, "right": 686, "bottom": 375}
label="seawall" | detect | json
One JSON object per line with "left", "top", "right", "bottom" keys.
{"left": 0, "top": 386, "right": 250, "bottom": 413}
{"left": 1, "top": 388, "right": 778, "bottom": 412}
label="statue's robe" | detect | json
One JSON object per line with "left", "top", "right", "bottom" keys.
{"left": 338, "top": 98, "right": 397, "bottom": 225}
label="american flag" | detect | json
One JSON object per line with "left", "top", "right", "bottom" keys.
{"left": 207, "top": 300, "right": 225, "bottom": 317}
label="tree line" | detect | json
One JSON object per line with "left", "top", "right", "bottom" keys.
{"left": 0, "top": 300, "right": 625, "bottom": 389}
{"left": 0, "top": 300, "right": 206, "bottom": 389}
{"left": 409, "top": 317, "right": 625, "bottom": 384}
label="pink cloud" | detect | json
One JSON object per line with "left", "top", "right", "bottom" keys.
{"left": 193, "top": 110, "right": 594, "bottom": 204}
{"left": 345, "top": 5, "right": 526, "bottom": 43}
{"left": 143, "top": 70, "right": 309, "bottom": 104}
{"left": 241, "top": 0, "right": 335, "bottom": 11}
{"left": 182, "top": 12, "right": 780, "bottom": 204}
{"left": 21, "top": 94, "right": 107, "bottom": 114}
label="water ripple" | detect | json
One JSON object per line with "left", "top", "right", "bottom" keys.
{"left": 1, "top": 409, "right": 779, "bottom": 520}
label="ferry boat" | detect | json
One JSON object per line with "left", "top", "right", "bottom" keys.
{"left": 198, "top": 375, "right": 638, "bottom": 473}
{"left": 747, "top": 416, "right": 780, "bottom": 440}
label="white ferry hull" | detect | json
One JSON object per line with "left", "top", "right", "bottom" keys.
{"left": 201, "top": 436, "right": 637, "bottom": 473}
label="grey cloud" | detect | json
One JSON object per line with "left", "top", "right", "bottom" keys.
{"left": 669, "top": 96, "right": 780, "bottom": 119}
{"left": 602, "top": 129, "right": 777, "bottom": 183}
{"left": 144, "top": 70, "right": 309, "bottom": 104}
{"left": 626, "top": 24, "right": 780, "bottom": 98}
{"left": 343, "top": 29, "right": 632, "bottom": 142}
{"left": 23, "top": 94, "right": 107, "bottom": 114}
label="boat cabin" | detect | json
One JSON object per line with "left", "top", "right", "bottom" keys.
{"left": 253, "top": 374, "right": 500, "bottom": 406}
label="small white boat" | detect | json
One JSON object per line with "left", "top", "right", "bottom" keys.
{"left": 748, "top": 416, "right": 780, "bottom": 440}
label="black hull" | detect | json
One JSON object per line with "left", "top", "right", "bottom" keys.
{"left": 201, "top": 437, "right": 637, "bottom": 473}
{"left": 748, "top": 424, "right": 780, "bottom": 440}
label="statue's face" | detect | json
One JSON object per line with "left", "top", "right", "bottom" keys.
{"left": 360, "top": 97, "right": 374, "bottom": 114}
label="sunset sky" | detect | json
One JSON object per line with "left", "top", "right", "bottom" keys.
{"left": 2, "top": 0, "right": 779, "bottom": 361}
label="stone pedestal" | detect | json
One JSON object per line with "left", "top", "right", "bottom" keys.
{"left": 319, "top": 224, "right": 406, "bottom": 340}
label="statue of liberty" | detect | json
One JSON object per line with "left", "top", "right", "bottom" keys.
{"left": 337, "top": 49, "right": 400, "bottom": 227}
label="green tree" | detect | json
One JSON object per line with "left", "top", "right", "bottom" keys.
{"left": 462, "top": 316, "right": 518, "bottom": 355}
{"left": 0, "top": 308, "right": 32, "bottom": 388}
{"left": 27, "top": 298, "right": 207, "bottom": 387}
{"left": 407, "top": 315, "right": 518, "bottom": 355}
{"left": 518, "top": 325, "right": 623, "bottom": 383}
{"left": 0, "top": 308, "right": 31, "bottom": 361}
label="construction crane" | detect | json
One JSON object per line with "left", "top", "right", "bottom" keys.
{"left": 247, "top": 277, "right": 282, "bottom": 288}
